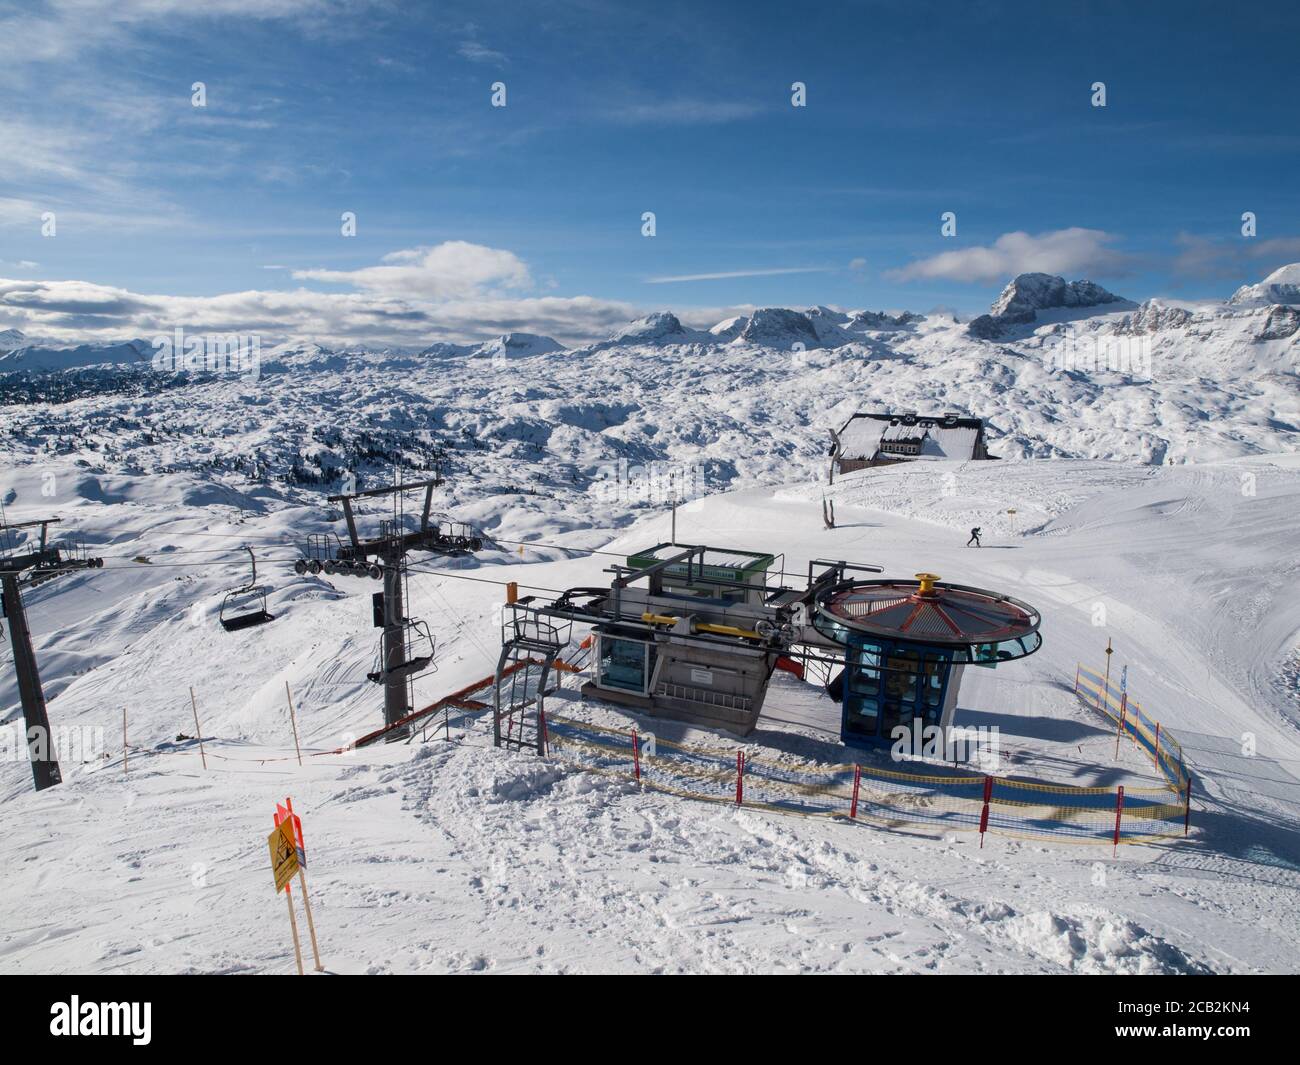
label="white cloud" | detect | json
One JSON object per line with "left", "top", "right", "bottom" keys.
{"left": 1171, "top": 232, "right": 1300, "bottom": 281}
{"left": 292, "top": 241, "right": 533, "bottom": 300}
{"left": 646, "top": 266, "right": 831, "bottom": 283}
{"left": 0, "top": 0, "right": 347, "bottom": 67}
{"left": 603, "top": 100, "right": 764, "bottom": 125}
{"left": 0, "top": 242, "right": 641, "bottom": 347}
{"left": 457, "top": 40, "right": 508, "bottom": 65}
{"left": 0, "top": 243, "right": 772, "bottom": 348}
{"left": 889, "top": 228, "right": 1128, "bottom": 284}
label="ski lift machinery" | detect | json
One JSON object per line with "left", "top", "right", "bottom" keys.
{"left": 1, "top": 517, "right": 104, "bottom": 791}
{"left": 497, "top": 543, "right": 1042, "bottom": 746}
{"left": 293, "top": 476, "right": 483, "bottom": 739}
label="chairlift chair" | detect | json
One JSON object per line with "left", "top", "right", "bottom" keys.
{"left": 437, "top": 520, "right": 484, "bottom": 554}
{"left": 366, "top": 618, "right": 435, "bottom": 683}
{"left": 219, "top": 546, "right": 275, "bottom": 632}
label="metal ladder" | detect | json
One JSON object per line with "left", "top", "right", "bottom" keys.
{"left": 493, "top": 599, "right": 572, "bottom": 754}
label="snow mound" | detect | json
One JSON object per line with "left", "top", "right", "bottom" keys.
{"left": 997, "top": 910, "right": 1213, "bottom": 975}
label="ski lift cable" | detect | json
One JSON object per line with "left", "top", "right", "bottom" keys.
{"left": 405, "top": 576, "right": 499, "bottom": 668}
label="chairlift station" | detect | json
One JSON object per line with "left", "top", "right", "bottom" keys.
{"left": 497, "top": 541, "right": 1042, "bottom": 750}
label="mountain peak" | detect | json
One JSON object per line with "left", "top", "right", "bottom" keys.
{"left": 731, "top": 308, "right": 822, "bottom": 348}
{"left": 604, "top": 311, "right": 709, "bottom": 347}
{"left": 1229, "top": 263, "right": 1300, "bottom": 306}
{"left": 970, "top": 273, "right": 1127, "bottom": 338}
{"left": 991, "top": 273, "right": 1125, "bottom": 317}
{"left": 476, "top": 332, "right": 564, "bottom": 359}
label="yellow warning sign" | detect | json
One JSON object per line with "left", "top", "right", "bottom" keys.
{"left": 268, "top": 819, "right": 299, "bottom": 893}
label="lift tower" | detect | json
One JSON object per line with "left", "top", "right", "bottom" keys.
{"left": 297, "top": 477, "right": 482, "bottom": 740}
{"left": 0, "top": 518, "right": 103, "bottom": 791}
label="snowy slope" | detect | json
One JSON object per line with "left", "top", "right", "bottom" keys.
{"left": 0, "top": 453, "right": 1298, "bottom": 974}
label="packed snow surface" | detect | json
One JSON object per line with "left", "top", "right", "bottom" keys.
{"left": 1, "top": 452, "right": 1298, "bottom": 974}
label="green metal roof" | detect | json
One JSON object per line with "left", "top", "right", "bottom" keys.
{"left": 626, "top": 542, "right": 774, "bottom": 582}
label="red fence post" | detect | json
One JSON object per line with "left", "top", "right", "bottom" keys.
{"left": 850, "top": 764, "right": 861, "bottom": 820}
{"left": 1183, "top": 778, "right": 1192, "bottom": 836}
{"left": 978, "top": 775, "right": 993, "bottom": 848}
{"left": 735, "top": 751, "right": 744, "bottom": 806}
{"left": 632, "top": 730, "right": 641, "bottom": 782}
{"left": 1112, "top": 785, "right": 1125, "bottom": 855}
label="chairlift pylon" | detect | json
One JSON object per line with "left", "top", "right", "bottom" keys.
{"left": 219, "top": 546, "right": 275, "bottom": 632}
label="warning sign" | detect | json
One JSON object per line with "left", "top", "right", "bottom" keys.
{"left": 268, "top": 819, "right": 299, "bottom": 893}
{"left": 276, "top": 803, "right": 307, "bottom": 869}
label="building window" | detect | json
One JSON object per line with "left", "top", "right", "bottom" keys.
{"left": 597, "top": 636, "right": 651, "bottom": 694}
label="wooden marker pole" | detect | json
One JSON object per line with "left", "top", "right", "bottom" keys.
{"left": 286, "top": 798, "right": 324, "bottom": 972}
{"left": 285, "top": 682, "right": 303, "bottom": 766}
{"left": 122, "top": 707, "right": 128, "bottom": 776}
{"left": 1099, "top": 638, "right": 1114, "bottom": 713}
{"left": 285, "top": 887, "right": 304, "bottom": 975}
{"left": 189, "top": 687, "right": 207, "bottom": 770}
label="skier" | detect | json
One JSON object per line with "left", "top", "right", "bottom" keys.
{"left": 967, "top": 526, "right": 982, "bottom": 548}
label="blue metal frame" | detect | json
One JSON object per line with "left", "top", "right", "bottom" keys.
{"left": 840, "top": 633, "right": 955, "bottom": 747}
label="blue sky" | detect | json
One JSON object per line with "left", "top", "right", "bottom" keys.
{"left": 1, "top": 0, "right": 1298, "bottom": 345}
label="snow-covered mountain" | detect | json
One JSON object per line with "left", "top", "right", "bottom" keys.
{"left": 1, "top": 268, "right": 1296, "bottom": 497}
{"left": 1229, "top": 262, "right": 1300, "bottom": 306}
{"left": 588, "top": 311, "right": 712, "bottom": 350}
{"left": 0, "top": 337, "right": 155, "bottom": 372}
{"left": 475, "top": 332, "right": 564, "bottom": 360}
{"left": 968, "top": 273, "right": 1130, "bottom": 338}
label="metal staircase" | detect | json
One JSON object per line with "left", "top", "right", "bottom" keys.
{"left": 493, "top": 598, "right": 572, "bottom": 753}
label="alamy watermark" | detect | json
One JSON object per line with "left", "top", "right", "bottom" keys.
{"left": 1044, "top": 328, "right": 1152, "bottom": 379}
{"left": 2, "top": 724, "right": 106, "bottom": 770}
{"left": 151, "top": 326, "right": 261, "bottom": 382}
{"left": 591, "top": 459, "right": 708, "bottom": 506}
{"left": 890, "top": 720, "right": 1002, "bottom": 772}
